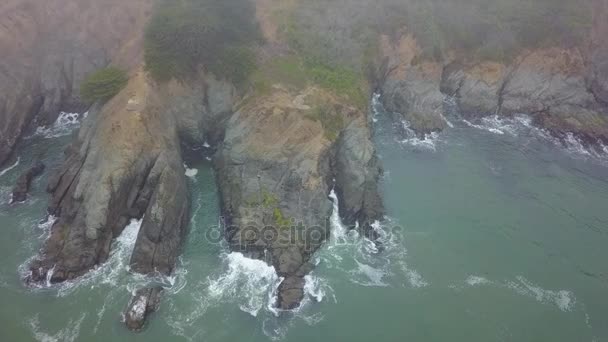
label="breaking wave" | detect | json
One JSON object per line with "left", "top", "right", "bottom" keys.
{"left": 184, "top": 165, "right": 199, "bottom": 179}
{"left": 30, "top": 112, "right": 86, "bottom": 139}
{"left": 0, "top": 157, "right": 20, "bottom": 178}
{"left": 462, "top": 114, "right": 608, "bottom": 164}
{"left": 321, "top": 190, "right": 429, "bottom": 289}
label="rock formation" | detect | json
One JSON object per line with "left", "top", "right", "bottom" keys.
{"left": 11, "top": 160, "right": 44, "bottom": 203}
{"left": 379, "top": 29, "right": 608, "bottom": 146}
{"left": 215, "top": 86, "right": 383, "bottom": 309}
{"left": 0, "top": 0, "right": 152, "bottom": 167}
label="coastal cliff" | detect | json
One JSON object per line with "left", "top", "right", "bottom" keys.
{"left": 2, "top": 0, "right": 608, "bottom": 333}
{"left": 0, "top": 0, "right": 152, "bottom": 167}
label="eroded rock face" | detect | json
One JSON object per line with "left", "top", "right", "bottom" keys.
{"left": 333, "top": 119, "right": 384, "bottom": 238}
{"left": 0, "top": 0, "right": 153, "bottom": 167}
{"left": 379, "top": 33, "right": 448, "bottom": 134}
{"left": 379, "top": 27, "right": 608, "bottom": 145}
{"left": 11, "top": 160, "right": 45, "bottom": 203}
{"left": 25, "top": 71, "right": 184, "bottom": 284}
{"left": 215, "top": 86, "right": 383, "bottom": 309}
{"left": 441, "top": 61, "right": 507, "bottom": 117}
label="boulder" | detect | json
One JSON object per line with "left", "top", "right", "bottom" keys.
{"left": 124, "top": 287, "right": 163, "bottom": 332}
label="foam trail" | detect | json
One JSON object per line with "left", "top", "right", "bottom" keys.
{"left": 506, "top": 276, "right": 575, "bottom": 312}
{"left": 0, "top": 157, "right": 20, "bottom": 178}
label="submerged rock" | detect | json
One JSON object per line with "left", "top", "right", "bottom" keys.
{"left": 124, "top": 286, "right": 163, "bottom": 332}
{"left": 11, "top": 161, "right": 45, "bottom": 203}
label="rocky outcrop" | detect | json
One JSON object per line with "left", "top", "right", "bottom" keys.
{"left": 379, "top": 28, "right": 608, "bottom": 145}
{"left": 439, "top": 49, "right": 608, "bottom": 144}
{"left": 0, "top": 0, "right": 152, "bottom": 167}
{"left": 22, "top": 67, "right": 236, "bottom": 330}
{"left": 10, "top": 160, "right": 44, "bottom": 203}
{"left": 333, "top": 119, "right": 384, "bottom": 238}
{"left": 124, "top": 286, "right": 163, "bottom": 332}
{"left": 26, "top": 71, "right": 188, "bottom": 285}
{"left": 215, "top": 86, "right": 383, "bottom": 309}
{"left": 441, "top": 61, "right": 507, "bottom": 117}
{"left": 378, "top": 33, "right": 448, "bottom": 134}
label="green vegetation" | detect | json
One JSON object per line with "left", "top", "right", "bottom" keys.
{"left": 251, "top": 55, "right": 367, "bottom": 110}
{"left": 80, "top": 67, "right": 128, "bottom": 104}
{"left": 305, "top": 105, "right": 345, "bottom": 141}
{"left": 144, "top": 0, "right": 260, "bottom": 83}
{"left": 273, "top": 207, "right": 291, "bottom": 228}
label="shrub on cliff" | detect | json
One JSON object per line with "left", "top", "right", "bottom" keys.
{"left": 144, "top": 0, "right": 260, "bottom": 83}
{"left": 80, "top": 67, "right": 128, "bottom": 104}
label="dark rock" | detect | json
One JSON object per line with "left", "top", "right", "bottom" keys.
{"left": 381, "top": 63, "right": 448, "bottom": 134}
{"left": 277, "top": 276, "right": 305, "bottom": 310}
{"left": 124, "top": 286, "right": 163, "bottom": 332}
{"left": 333, "top": 119, "right": 384, "bottom": 239}
{"left": 11, "top": 161, "right": 45, "bottom": 203}
{"left": 440, "top": 61, "right": 506, "bottom": 118}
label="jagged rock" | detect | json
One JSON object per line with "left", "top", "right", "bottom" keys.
{"left": 500, "top": 49, "right": 608, "bottom": 143}
{"left": 124, "top": 286, "right": 163, "bottom": 332}
{"left": 26, "top": 71, "right": 191, "bottom": 287}
{"left": 11, "top": 161, "right": 45, "bottom": 203}
{"left": 277, "top": 276, "right": 305, "bottom": 310}
{"left": 440, "top": 61, "right": 506, "bottom": 117}
{"left": 333, "top": 119, "right": 384, "bottom": 238}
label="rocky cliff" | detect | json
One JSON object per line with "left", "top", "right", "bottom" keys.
{"left": 379, "top": 27, "right": 608, "bottom": 146}
{"left": 0, "top": 0, "right": 152, "bottom": 167}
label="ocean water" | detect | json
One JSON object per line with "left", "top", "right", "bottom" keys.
{"left": 1, "top": 101, "right": 607, "bottom": 341}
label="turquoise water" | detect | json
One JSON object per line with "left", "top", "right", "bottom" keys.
{"left": 1, "top": 100, "right": 607, "bottom": 341}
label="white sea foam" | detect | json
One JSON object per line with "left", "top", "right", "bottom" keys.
{"left": 458, "top": 274, "right": 575, "bottom": 312}
{"left": 399, "top": 120, "right": 441, "bottom": 151}
{"left": 31, "top": 111, "right": 86, "bottom": 139}
{"left": 28, "top": 313, "right": 86, "bottom": 342}
{"left": 350, "top": 260, "right": 388, "bottom": 287}
{"left": 465, "top": 275, "right": 492, "bottom": 286}
{"left": 0, "top": 157, "right": 20, "bottom": 178}
{"left": 324, "top": 190, "right": 429, "bottom": 290}
{"left": 506, "top": 276, "right": 575, "bottom": 312}
{"left": 207, "top": 251, "right": 280, "bottom": 317}
{"left": 404, "top": 266, "right": 429, "bottom": 288}
{"left": 21, "top": 218, "right": 143, "bottom": 295}
{"left": 184, "top": 165, "right": 199, "bottom": 178}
